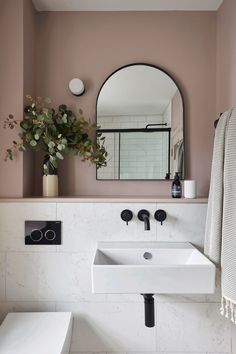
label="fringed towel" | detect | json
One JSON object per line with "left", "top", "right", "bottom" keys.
{"left": 205, "top": 108, "right": 236, "bottom": 323}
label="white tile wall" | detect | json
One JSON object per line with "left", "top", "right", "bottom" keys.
{"left": 0, "top": 301, "right": 55, "bottom": 322}
{"left": 97, "top": 115, "right": 169, "bottom": 179}
{"left": 98, "top": 115, "right": 164, "bottom": 130}
{"left": 56, "top": 203, "right": 157, "bottom": 253}
{"left": 57, "top": 302, "right": 156, "bottom": 352}
{"left": 0, "top": 202, "right": 57, "bottom": 252}
{"left": 156, "top": 303, "right": 231, "bottom": 353}
{"left": 119, "top": 131, "right": 169, "bottom": 179}
{"left": 0, "top": 201, "right": 232, "bottom": 354}
{"left": 0, "top": 253, "right": 6, "bottom": 301}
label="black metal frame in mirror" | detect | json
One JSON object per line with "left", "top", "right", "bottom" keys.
{"left": 96, "top": 63, "right": 184, "bottom": 181}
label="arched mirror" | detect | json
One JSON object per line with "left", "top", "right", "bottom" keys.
{"left": 96, "top": 63, "right": 184, "bottom": 180}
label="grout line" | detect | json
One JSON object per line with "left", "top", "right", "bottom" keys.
{"left": 3, "top": 250, "right": 94, "bottom": 255}
{"left": 0, "top": 300, "right": 219, "bottom": 305}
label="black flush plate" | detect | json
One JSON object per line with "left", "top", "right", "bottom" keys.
{"left": 25, "top": 221, "right": 61, "bottom": 245}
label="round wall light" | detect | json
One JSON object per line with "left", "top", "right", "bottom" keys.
{"left": 68, "top": 78, "right": 85, "bottom": 96}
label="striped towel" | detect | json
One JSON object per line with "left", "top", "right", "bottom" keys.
{"left": 205, "top": 108, "right": 236, "bottom": 323}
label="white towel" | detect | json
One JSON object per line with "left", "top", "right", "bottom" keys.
{"left": 205, "top": 108, "right": 236, "bottom": 323}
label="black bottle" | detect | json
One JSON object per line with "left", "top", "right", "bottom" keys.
{"left": 172, "top": 172, "right": 182, "bottom": 198}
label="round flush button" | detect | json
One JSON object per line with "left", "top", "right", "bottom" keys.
{"left": 45, "top": 229, "right": 56, "bottom": 241}
{"left": 30, "top": 229, "right": 43, "bottom": 242}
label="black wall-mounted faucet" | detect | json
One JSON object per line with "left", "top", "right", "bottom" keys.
{"left": 138, "top": 209, "right": 150, "bottom": 230}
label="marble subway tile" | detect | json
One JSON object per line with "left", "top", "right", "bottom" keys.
{"left": 0, "top": 203, "right": 57, "bottom": 252}
{"left": 106, "top": 294, "right": 143, "bottom": 302}
{"left": 0, "top": 253, "right": 6, "bottom": 301}
{"left": 56, "top": 302, "right": 156, "bottom": 352}
{"left": 155, "top": 294, "right": 207, "bottom": 303}
{"left": 6, "top": 252, "right": 105, "bottom": 302}
{"left": 128, "top": 352, "right": 206, "bottom": 354}
{"left": 0, "top": 301, "right": 56, "bottom": 323}
{"left": 57, "top": 203, "right": 157, "bottom": 252}
{"left": 69, "top": 352, "right": 106, "bottom": 354}
{"left": 154, "top": 203, "right": 207, "bottom": 249}
{"left": 156, "top": 303, "right": 231, "bottom": 353}
{"left": 206, "top": 271, "right": 222, "bottom": 303}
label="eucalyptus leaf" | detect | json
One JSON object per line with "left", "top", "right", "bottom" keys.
{"left": 48, "top": 141, "right": 55, "bottom": 148}
{"left": 56, "top": 151, "right": 64, "bottom": 160}
{"left": 57, "top": 144, "right": 65, "bottom": 151}
{"left": 62, "top": 114, "right": 67, "bottom": 123}
{"left": 30, "top": 140, "right": 37, "bottom": 147}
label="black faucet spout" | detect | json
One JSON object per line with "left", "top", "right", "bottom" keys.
{"left": 137, "top": 209, "right": 150, "bottom": 231}
{"left": 142, "top": 214, "right": 150, "bottom": 230}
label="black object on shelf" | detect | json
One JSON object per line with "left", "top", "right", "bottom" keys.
{"left": 120, "top": 209, "right": 133, "bottom": 225}
{"left": 154, "top": 209, "right": 167, "bottom": 225}
{"left": 25, "top": 220, "right": 61, "bottom": 245}
{"left": 172, "top": 172, "right": 182, "bottom": 198}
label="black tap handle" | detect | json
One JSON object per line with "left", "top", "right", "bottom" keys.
{"left": 154, "top": 209, "right": 167, "bottom": 225}
{"left": 121, "top": 209, "right": 133, "bottom": 225}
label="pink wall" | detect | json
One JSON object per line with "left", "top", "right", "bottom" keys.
{"left": 0, "top": 0, "right": 36, "bottom": 198}
{"left": 0, "top": 0, "right": 24, "bottom": 197}
{"left": 35, "top": 11, "right": 216, "bottom": 197}
{"left": 23, "top": 0, "right": 36, "bottom": 197}
{"left": 216, "top": 0, "right": 236, "bottom": 114}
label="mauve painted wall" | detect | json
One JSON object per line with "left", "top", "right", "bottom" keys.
{"left": 35, "top": 11, "right": 216, "bottom": 197}
{"left": 0, "top": 0, "right": 24, "bottom": 197}
{"left": 23, "top": 0, "right": 36, "bottom": 197}
{"left": 216, "top": 0, "right": 236, "bottom": 114}
{"left": 0, "top": 0, "right": 35, "bottom": 198}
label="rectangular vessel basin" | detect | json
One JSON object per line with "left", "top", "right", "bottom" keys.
{"left": 92, "top": 242, "right": 215, "bottom": 294}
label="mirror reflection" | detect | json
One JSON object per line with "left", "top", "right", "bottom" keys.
{"left": 96, "top": 64, "right": 184, "bottom": 180}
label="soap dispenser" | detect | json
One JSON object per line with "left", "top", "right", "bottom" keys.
{"left": 172, "top": 172, "right": 182, "bottom": 198}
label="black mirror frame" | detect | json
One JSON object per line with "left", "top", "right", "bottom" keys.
{"left": 95, "top": 62, "right": 185, "bottom": 181}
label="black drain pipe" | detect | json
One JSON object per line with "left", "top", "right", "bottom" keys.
{"left": 142, "top": 294, "right": 155, "bottom": 327}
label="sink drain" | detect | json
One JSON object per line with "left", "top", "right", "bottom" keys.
{"left": 143, "top": 252, "right": 152, "bottom": 260}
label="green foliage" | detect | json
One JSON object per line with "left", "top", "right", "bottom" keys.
{"left": 4, "top": 96, "right": 107, "bottom": 174}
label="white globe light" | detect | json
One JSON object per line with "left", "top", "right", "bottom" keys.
{"left": 69, "top": 78, "right": 85, "bottom": 96}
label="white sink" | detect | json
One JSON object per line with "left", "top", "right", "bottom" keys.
{"left": 92, "top": 242, "right": 215, "bottom": 294}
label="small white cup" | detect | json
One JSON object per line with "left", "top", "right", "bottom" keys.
{"left": 184, "top": 180, "right": 196, "bottom": 198}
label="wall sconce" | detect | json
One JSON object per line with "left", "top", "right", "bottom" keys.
{"left": 68, "top": 78, "right": 85, "bottom": 96}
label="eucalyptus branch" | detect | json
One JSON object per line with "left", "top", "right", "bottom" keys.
{"left": 3, "top": 96, "right": 107, "bottom": 174}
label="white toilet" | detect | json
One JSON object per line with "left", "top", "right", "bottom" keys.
{"left": 0, "top": 312, "right": 72, "bottom": 354}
